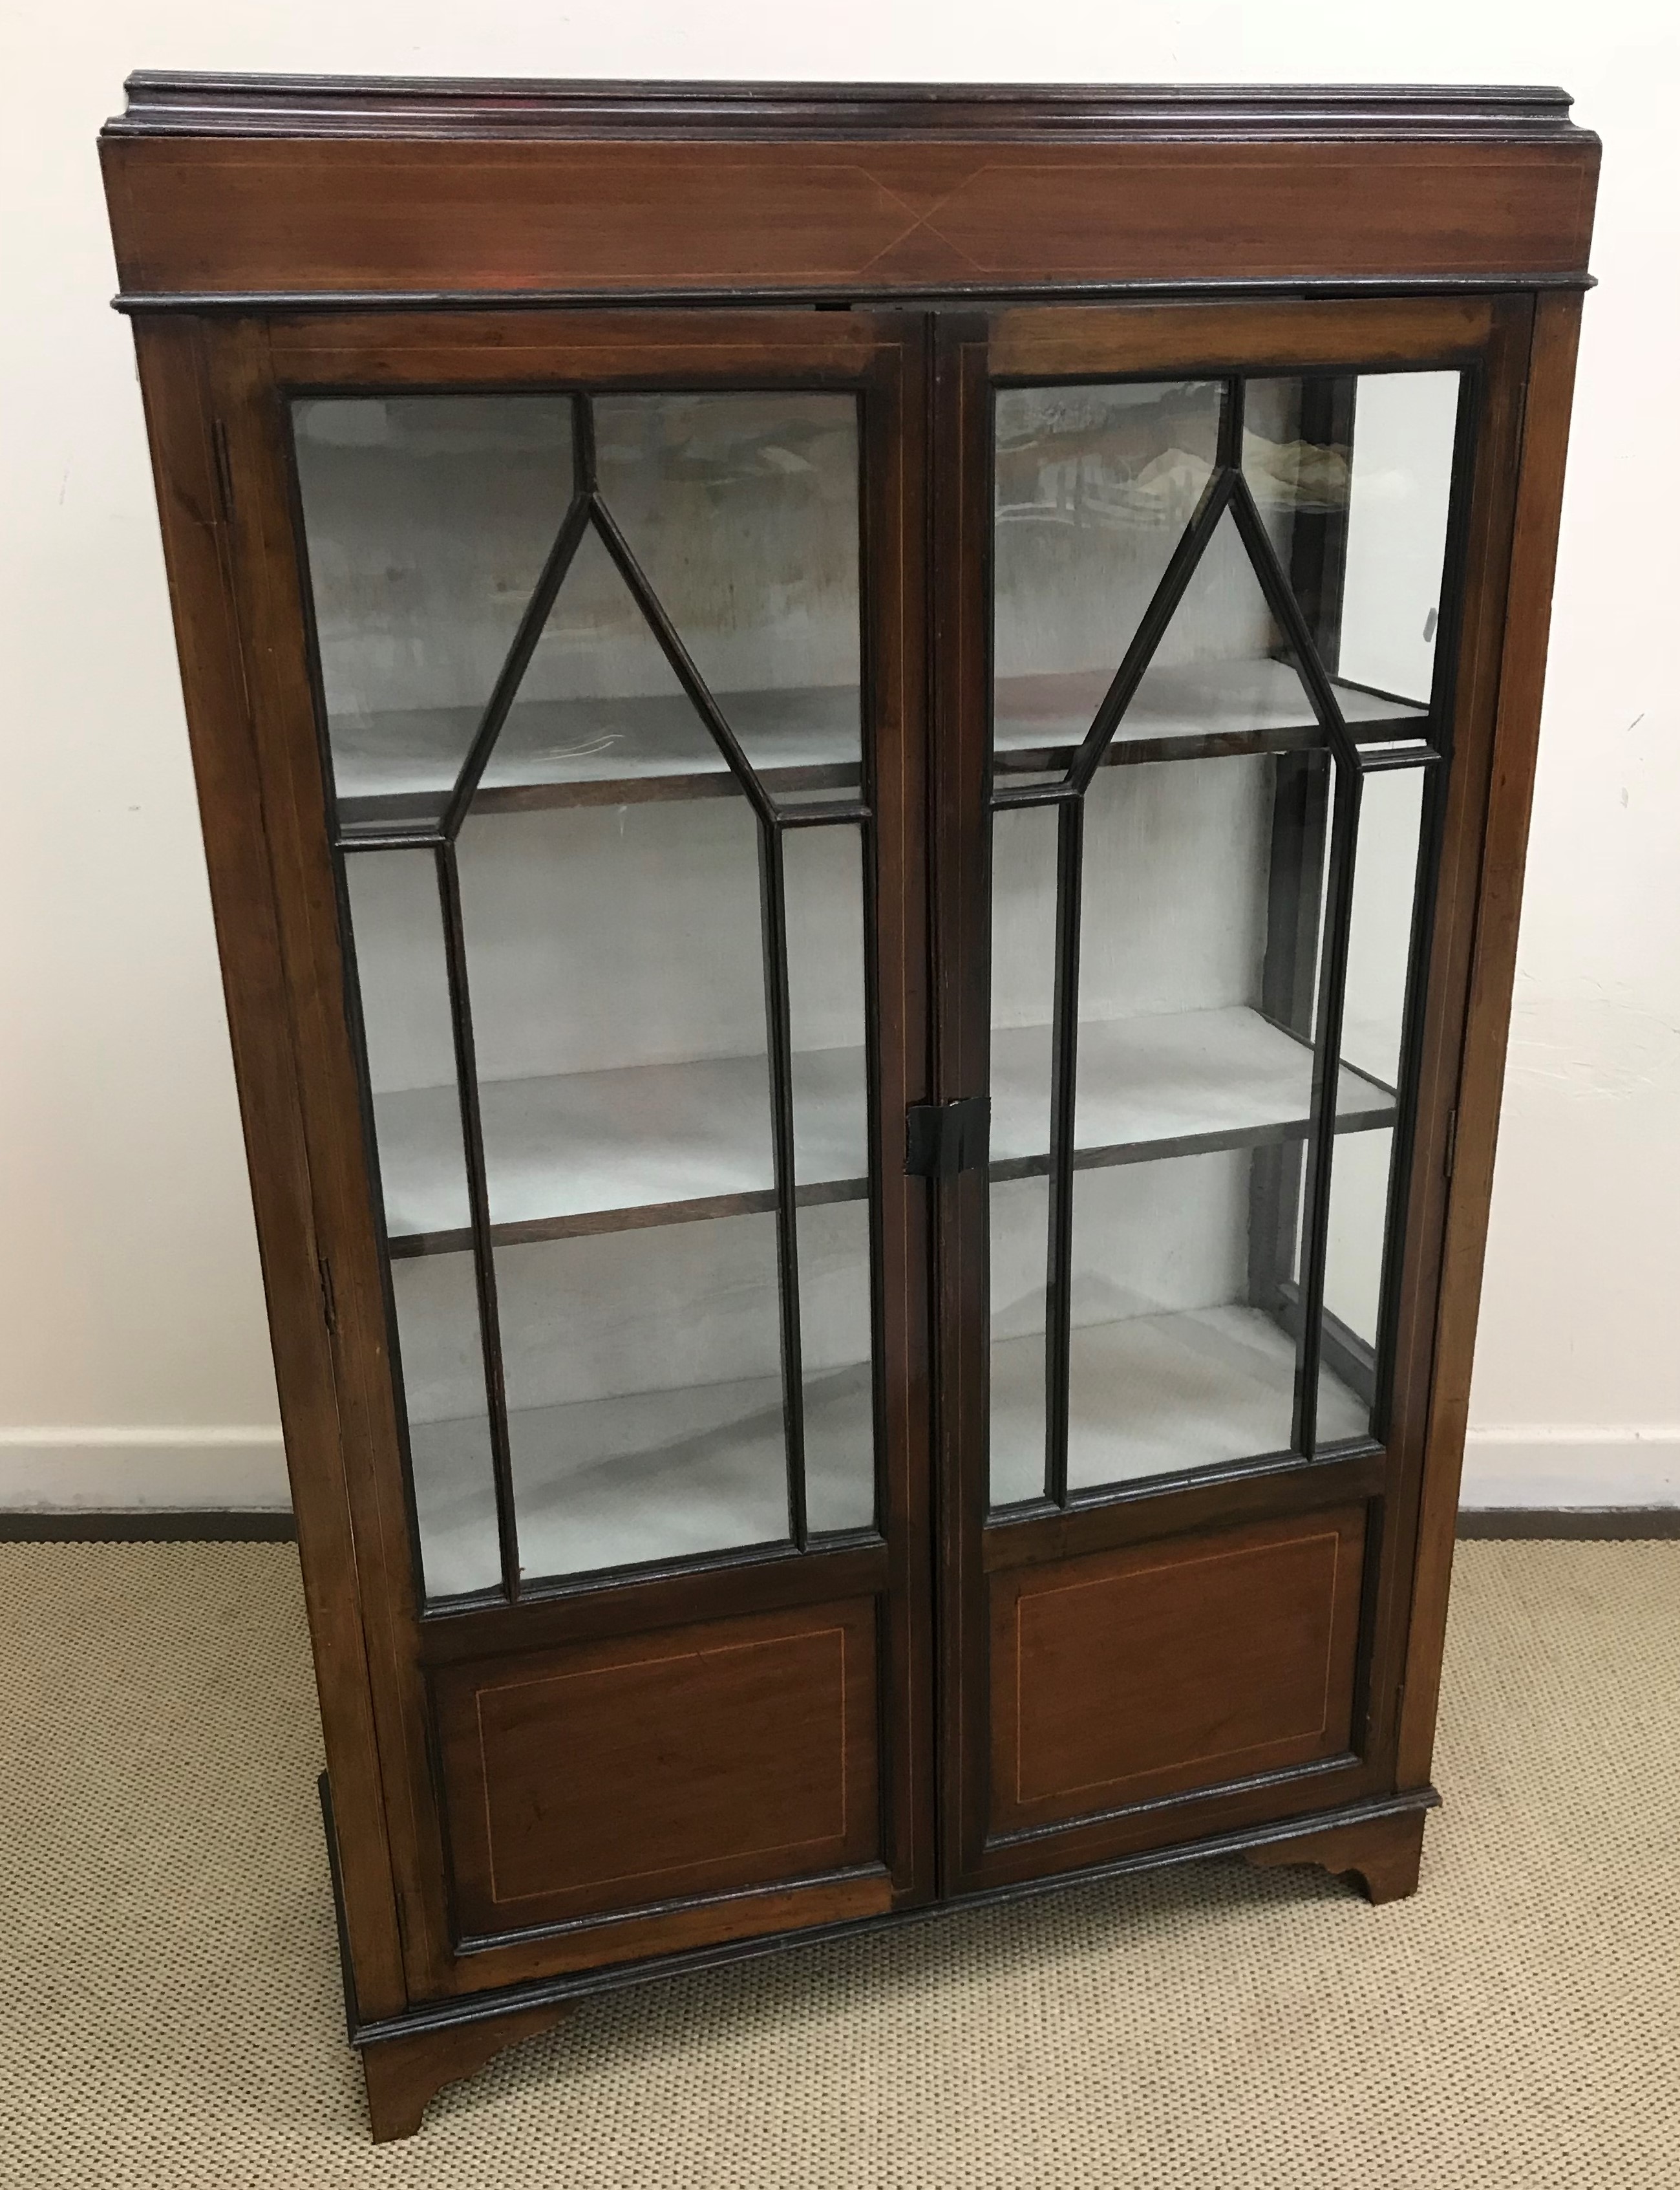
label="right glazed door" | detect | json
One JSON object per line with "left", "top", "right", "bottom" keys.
{"left": 933, "top": 298, "right": 1529, "bottom": 1890}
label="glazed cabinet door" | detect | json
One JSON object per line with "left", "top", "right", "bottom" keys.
{"left": 931, "top": 297, "right": 1531, "bottom": 1891}
{"left": 200, "top": 311, "right": 931, "bottom": 1995}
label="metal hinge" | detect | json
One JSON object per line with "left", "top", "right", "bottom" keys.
{"left": 210, "top": 418, "right": 235, "bottom": 525}
{"left": 318, "top": 1254, "right": 337, "bottom": 1336}
{"left": 1443, "top": 1108, "right": 1458, "bottom": 1182}
{"left": 905, "top": 1097, "right": 990, "bottom": 1179}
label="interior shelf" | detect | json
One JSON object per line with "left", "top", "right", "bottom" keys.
{"left": 407, "top": 1359, "right": 874, "bottom": 1598}
{"left": 991, "top": 1006, "right": 1394, "bottom": 1178}
{"left": 987, "top": 1302, "right": 1369, "bottom": 1507}
{"left": 992, "top": 657, "right": 1425, "bottom": 775}
{"left": 376, "top": 1003, "right": 1394, "bottom": 1255}
{"left": 330, "top": 686, "right": 860, "bottom": 830}
{"left": 330, "top": 660, "right": 1425, "bottom": 830}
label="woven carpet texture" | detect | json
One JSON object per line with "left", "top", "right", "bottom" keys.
{"left": 1, "top": 1540, "right": 1675, "bottom": 2186}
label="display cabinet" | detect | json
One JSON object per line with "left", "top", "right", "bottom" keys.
{"left": 100, "top": 75, "right": 1597, "bottom": 2139}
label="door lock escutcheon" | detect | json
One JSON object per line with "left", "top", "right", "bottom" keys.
{"left": 905, "top": 1097, "right": 990, "bottom": 1179}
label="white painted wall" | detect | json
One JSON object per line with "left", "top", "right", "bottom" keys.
{"left": 4, "top": 0, "right": 1677, "bottom": 1510}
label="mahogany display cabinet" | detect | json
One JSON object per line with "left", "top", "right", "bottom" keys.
{"left": 100, "top": 75, "right": 1598, "bottom": 2139}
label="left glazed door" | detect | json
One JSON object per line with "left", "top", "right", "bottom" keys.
{"left": 202, "top": 311, "right": 933, "bottom": 1997}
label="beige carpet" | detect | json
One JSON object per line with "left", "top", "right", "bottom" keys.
{"left": 1, "top": 1540, "right": 1675, "bottom": 2186}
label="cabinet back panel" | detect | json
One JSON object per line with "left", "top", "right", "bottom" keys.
{"left": 988, "top": 1505, "right": 1365, "bottom": 1836}
{"left": 434, "top": 1596, "right": 880, "bottom": 1936}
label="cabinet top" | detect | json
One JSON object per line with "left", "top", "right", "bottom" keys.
{"left": 100, "top": 74, "right": 1599, "bottom": 309}
{"left": 105, "top": 74, "right": 1594, "bottom": 144}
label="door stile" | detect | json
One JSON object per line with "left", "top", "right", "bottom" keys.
{"left": 929, "top": 314, "right": 998, "bottom": 1888}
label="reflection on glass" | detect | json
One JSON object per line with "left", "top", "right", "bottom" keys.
{"left": 785, "top": 825, "right": 875, "bottom": 1531}
{"left": 1340, "top": 373, "right": 1462, "bottom": 705}
{"left": 993, "top": 380, "right": 1222, "bottom": 772}
{"left": 1317, "top": 766, "right": 1429, "bottom": 1443}
{"left": 293, "top": 396, "right": 575, "bottom": 836}
{"left": 595, "top": 392, "right": 864, "bottom": 797}
{"left": 1241, "top": 370, "right": 1462, "bottom": 715}
{"left": 983, "top": 357, "right": 1468, "bottom": 1508}
{"left": 341, "top": 852, "right": 500, "bottom": 1597}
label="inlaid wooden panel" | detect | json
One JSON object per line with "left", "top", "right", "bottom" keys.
{"left": 989, "top": 1506, "right": 1366, "bottom": 1835}
{"left": 434, "top": 1597, "right": 880, "bottom": 1938}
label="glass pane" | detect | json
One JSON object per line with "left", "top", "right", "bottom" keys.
{"left": 496, "top": 1217, "right": 789, "bottom": 1579}
{"left": 993, "top": 379, "right": 1222, "bottom": 778}
{"left": 1317, "top": 766, "right": 1430, "bottom": 1443}
{"left": 1242, "top": 370, "right": 1462, "bottom": 720}
{"left": 457, "top": 789, "right": 771, "bottom": 1230}
{"left": 800, "top": 1201, "right": 877, "bottom": 1533}
{"left": 292, "top": 396, "right": 575, "bottom": 837}
{"left": 450, "top": 775, "right": 793, "bottom": 1583}
{"left": 990, "top": 1175, "right": 1052, "bottom": 1506}
{"left": 594, "top": 393, "right": 864, "bottom": 799}
{"left": 985, "top": 366, "right": 1457, "bottom": 1508}
{"left": 1068, "top": 1149, "right": 1300, "bottom": 1485}
{"left": 1339, "top": 374, "right": 1462, "bottom": 706}
{"left": 785, "top": 824, "right": 875, "bottom": 1532}
{"left": 317, "top": 389, "right": 887, "bottom": 1600}
{"left": 340, "top": 851, "right": 500, "bottom": 1596}
{"left": 989, "top": 803, "right": 1058, "bottom": 1505}
{"left": 478, "top": 524, "right": 725, "bottom": 800}
{"left": 1061, "top": 755, "right": 1390, "bottom": 1495}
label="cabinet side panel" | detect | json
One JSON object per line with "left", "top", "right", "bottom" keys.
{"left": 1398, "top": 291, "right": 1586, "bottom": 1788}
{"left": 129, "top": 316, "right": 408, "bottom": 2019}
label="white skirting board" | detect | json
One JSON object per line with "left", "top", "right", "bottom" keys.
{"left": 1, "top": 1424, "right": 1676, "bottom": 1516}
{"left": 0, "top": 1429, "right": 290, "bottom": 1511}
{"left": 1458, "top": 1428, "right": 1680, "bottom": 1511}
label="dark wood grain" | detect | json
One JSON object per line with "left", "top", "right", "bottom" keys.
{"left": 930, "top": 313, "right": 997, "bottom": 1891}
{"left": 1398, "top": 291, "right": 1586, "bottom": 1791}
{"left": 434, "top": 1598, "right": 880, "bottom": 1934}
{"left": 989, "top": 295, "right": 1500, "bottom": 377}
{"left": 1349, "top": 300, "right": 1533, "bottom": 1789}
{"left": 990, "top": 1507, "right": 1366, "bottom": 1834}
{"left": 360, "top": 2001, "right": 573, "bottom": 2142}
{"left": 107, "top": 76, "right": 1595, "bottom": 144}
{"left": 105, "top": 76, "right": 1597, "bottom": 2134}
{"left": 934, "top": 292, "right": 1529, "bottom": 1898}
{"left": 1244, "top": 1803, "right": 1427, "bottom": 1902}
{"left": 1456, "top": 1507, "right": 1680, "bottom": 1540}
{"left": 100, "top": 79, "right": 1597, "bottom": 308}
{"left": 129, "top": 317, "right": 409, "bottom": 2022}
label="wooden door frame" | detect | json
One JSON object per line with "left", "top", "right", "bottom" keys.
{"left": 134, "top": 305, "right": 938, "bottom": 2006}
{"left": 927, "top": 292, "right": 1563, "bottom": 1893}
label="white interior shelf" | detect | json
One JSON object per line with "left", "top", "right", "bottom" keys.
{"left": 330, "top": 659, "right": 1424, "bottom": 824}
{"left": 993, "top": 656, "right": 1424, "bottom": 761}
{"left": 330, "top": 686, "right": 859, "bottom": 820}
{"left": 407, "top": 1360, "right": 873, "bottom": 1597}
{"left": 987, "top": 1303, "right": 1368, "bottom": 1507}
{"left": 375, "top": 1003, "right": 1394, "bottom": 1252}
{"left": 407, "top": 1296, "right": 1368, "bottom": 1596}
